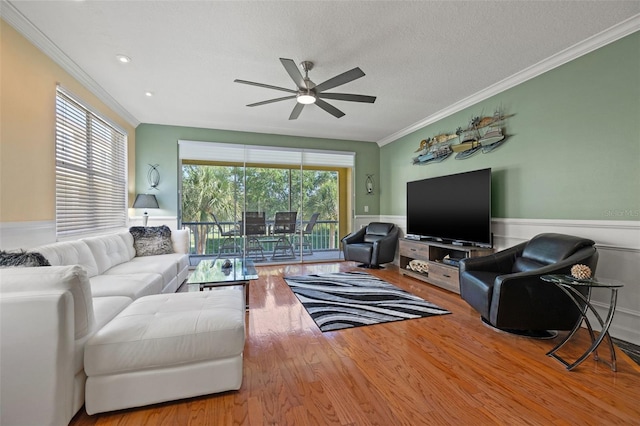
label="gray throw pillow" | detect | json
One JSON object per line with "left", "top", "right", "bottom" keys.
{"left": 129, "top": 225, "right": 174, "bottom": 257}
{"left": 0, "top": 250, "right": 51, "bottom": 267}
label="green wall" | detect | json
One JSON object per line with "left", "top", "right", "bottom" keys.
{"left": 380, "top": 32, "right": 639, "bottom": 220}
{"left": 135, "top": 124, "right": 380, "bottom": 218}
{"left": 136, "top": 33, "right": 638, "bottom": 223}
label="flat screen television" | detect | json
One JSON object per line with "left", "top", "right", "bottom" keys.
{"left": 406, "top": 168, "right": 492, "bottom": 247}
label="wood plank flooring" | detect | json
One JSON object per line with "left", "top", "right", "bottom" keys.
{"left": 71, "top": 262, "right": 640, "bottom": 425}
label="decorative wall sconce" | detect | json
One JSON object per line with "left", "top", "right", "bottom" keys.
{"left": 366, "top": 174, "right": 374, "bottom": 195}
{"left": 147, "top": 164, "right": 160, "bottom": 190}
{"left": 133, "top": 194, "right": 159, "bottom": 227}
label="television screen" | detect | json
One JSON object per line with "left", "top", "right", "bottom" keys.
{"left": 406, "top": 168, "right": 492, "bottom": 247}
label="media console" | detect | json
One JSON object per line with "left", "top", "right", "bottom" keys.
{"left": 399, "top": 238, "right": 494, "bottom": 294}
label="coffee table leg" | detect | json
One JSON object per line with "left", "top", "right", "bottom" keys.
{"left": 244, "top": 281, "right": 250, "bottom": 310}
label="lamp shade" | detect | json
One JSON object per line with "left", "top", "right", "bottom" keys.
{"left": 132, "top": 194, "right": 159, "bottom": 209}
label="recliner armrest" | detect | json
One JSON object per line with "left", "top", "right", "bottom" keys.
{"left": 371, "top": 226, "right": 399, "bottom": 265}
{"left": 459, "top": 242, "right": 527, "bottom": 274}
{"left": 341, "top": 227, "right": 367, "bottom": 245}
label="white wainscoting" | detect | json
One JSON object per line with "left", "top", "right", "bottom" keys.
{"left": 0, "top": 221, "right": 57, "bottom": 250}
{"left": 127, "top": 216, "right": 180, "bottom": 230}
{"left": 0, "top": 217, "right": 180, "bottom": 250}
{"left": 5, "top": 217, "right": 639, "bottom": 344}
{"left": 354, "top": 216, "right": 640, "bottom": 345}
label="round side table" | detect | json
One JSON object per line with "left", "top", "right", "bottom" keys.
{"left": 541, "top": 274, "right": 623, "bottom": 371}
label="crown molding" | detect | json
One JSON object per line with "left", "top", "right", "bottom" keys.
{"left": 1, "top": 0, "right": 140, "bottom": 128}
{"left": 377, "top": 14, "right": 640, "bottom": 147}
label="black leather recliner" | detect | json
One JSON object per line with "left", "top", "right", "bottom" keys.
{"left": 342, "top": 222, "right": 399, "bottom": 268}
{"left": 459, "top": 233, "right": 598, "bottom": 335}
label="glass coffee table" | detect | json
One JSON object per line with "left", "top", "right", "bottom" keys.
{"left": 187, "top": 258, "right": 258, "bottom": 309}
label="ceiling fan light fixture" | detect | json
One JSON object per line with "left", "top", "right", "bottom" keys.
{"left": 235, "top": 58, "right": 373, "bottom": 119}
{"left": 297, "top": 91, "right": 316, "bottom": 105}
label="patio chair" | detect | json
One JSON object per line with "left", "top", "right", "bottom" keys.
{"left": 241, "top": 212, "right": 267, "bottom": 261}
{"left": 272, "top": 211, "right": 297, "bottom": 259}
{"left": 211, "top": 213, "right": 240, "bottom": 255}
{"left": 295, "top": 212, "right": 320, "bottom": 255}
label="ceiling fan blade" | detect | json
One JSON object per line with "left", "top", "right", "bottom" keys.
{"left": 289, "top": 103, "right": 304, "bottom": 120}
{"left": 318, "top": 93, "right": 376, "bottom": 103}
{"left": 315, "top": 99, "right": 345, "bottom": 118}
{"left": 280, "top": 58, "right": 306, "bottom": 89}
{"left": 314, "top": 67, "right": 365, "bottom": 92}
{"left": 234, "top": 79, "right": 297, "bottom": 94}
{"left": 247, "top": 95, "right": 296, "bottom": 107}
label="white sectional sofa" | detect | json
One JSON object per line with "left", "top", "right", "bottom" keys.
{"left": 0, "top": 229, "right": 190, "bottom": 426}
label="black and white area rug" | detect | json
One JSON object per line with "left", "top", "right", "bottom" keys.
{"left": 284, "top": 271, "right": 451, "bottom": 332}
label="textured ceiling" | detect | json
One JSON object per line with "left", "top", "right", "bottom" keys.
{"left": 6, "top": 1, "right": 640, "bottom": 143}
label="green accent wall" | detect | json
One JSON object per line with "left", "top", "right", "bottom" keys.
{"left": 380, "top": 32, "right": 639, "bottom": 220}
{"left": 136, "top": 33, "right": 638, "bottom": 223}
{"left": 135, "top": 125, "right": 379, "bottom": 218}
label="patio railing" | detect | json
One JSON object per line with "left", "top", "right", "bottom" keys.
{"left": 181, "top": 219, "right": 340, "bottom": 257}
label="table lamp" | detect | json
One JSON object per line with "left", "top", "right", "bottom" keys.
{"left": 133, "top": 194, "right": 159, "bottom": 227}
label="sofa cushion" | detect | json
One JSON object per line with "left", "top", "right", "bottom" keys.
{"left": 129, "top": 226, "right": 174, "bottom": 257}
{"left": 0, "top": 250, "right": 51, "bottom": 267}
{"left": 131, "top": 253, "right": 188, "bottom": 278}
{"left": 83, "top": 234, "right": 135, "bottom": 275}
{"left": 84, "top": 291, "right": 245, "bottom": 376}
{"left": 79, "top": 296, "right": 133, "bottom": 375}
{"left": 103, "top": 255, "right": 177, "bottom": 287}
{"left": 89, "top": 273, "right": 163, "bottom": 300}
{"left": 71, "top": 295, "right": 132, "bottom": 377}
{"left": 37, "top": 240, "right": 100, "bottom": 277}
{"left": 92, "top": 296, "right": 133, "bottom": 331}
{"left": 116, "top": 232, "right": 137, "bottom": 259}
{"left": 0, "top": 265, "right": 95, "bottom": 340}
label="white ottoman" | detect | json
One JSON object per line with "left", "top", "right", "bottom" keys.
{"left": 84, "top": 290, "right": 245, "bottom": 414}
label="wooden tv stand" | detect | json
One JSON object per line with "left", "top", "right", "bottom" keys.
{"left": 399, "top": 238, "right": 494, "bottom": 294}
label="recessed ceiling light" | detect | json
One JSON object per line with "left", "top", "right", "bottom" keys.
{"left": 145, "top": 92, "right": 153, "bottom": 97}
{"left": 116, "top": 54, "right": 131, "bottom": 64}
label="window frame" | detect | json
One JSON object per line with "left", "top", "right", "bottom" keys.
{"left": 54, "top": 86, "right": 128, "bottom": 239}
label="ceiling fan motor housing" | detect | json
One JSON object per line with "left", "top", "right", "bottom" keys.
{"left": 300, "top": 61, "right": 314, "bottom": 73}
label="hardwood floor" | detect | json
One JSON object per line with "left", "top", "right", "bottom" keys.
{"left": 71, "top": 262, "right": 640, "bottom": 425}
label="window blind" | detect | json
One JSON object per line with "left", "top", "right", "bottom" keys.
{"left": 178, "top": 140, "right": 355, "bottom": 168}
{"left": 55, "top": 87, "right": 127, "bottom": 237}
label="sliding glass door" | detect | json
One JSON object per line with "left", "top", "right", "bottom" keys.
{"left": 178, "top": 141, "right": 353, "bottom": 264}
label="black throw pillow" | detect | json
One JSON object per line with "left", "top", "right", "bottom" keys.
{"left": 129, "top": 225, "right": 174, "bottom": 257}
{"left": 0, "top": 250, "right": 51, "bottom": 267}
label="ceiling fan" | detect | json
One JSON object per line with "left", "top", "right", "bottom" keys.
{"left": 234, "top": 58, "right": 376, "bottom": 120}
